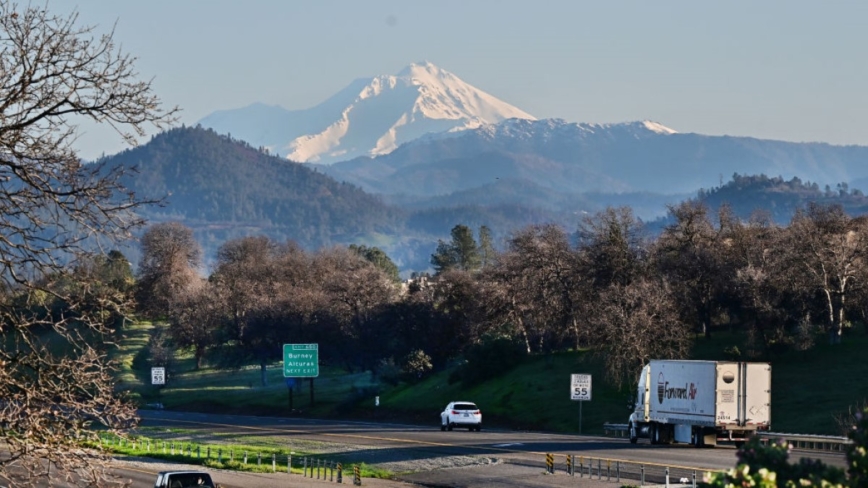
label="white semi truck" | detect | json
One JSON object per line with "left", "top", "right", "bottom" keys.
{"left": 628, "top": 360, "right": 771, "bottom": 447}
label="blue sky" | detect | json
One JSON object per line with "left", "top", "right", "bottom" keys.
{"left": 64, "top": 0, "right": 868, "bottom": 160}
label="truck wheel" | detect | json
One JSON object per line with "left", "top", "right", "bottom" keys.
{"left": 629, "top": 423, "right": 638, "bottom": 444}
{"left": 650, "top": 424, "right": 659, "bottom": 445}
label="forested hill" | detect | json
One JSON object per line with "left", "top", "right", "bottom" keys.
{"left": 102, "top": 126, "right": 404, "bottom": 250}
{"left": 696, "top": 174, "right": 868, "bottom": 223}
{"left": 97, "top": 128, "right": 868, "bottom": 272}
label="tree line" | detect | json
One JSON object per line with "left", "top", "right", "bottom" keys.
{"left": 135, "top": 200, "right": 868, "bottom": 389}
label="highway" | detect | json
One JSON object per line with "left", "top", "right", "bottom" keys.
{"left": 126, "top": 410, "right": 847, "bottom": 487}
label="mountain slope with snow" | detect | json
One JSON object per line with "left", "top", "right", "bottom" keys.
{"left": 198, "top": 62, "right": 535, "bottom": 165}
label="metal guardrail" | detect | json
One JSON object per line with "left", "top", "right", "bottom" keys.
{"left": 602, "top": 423, "right": 850, "bottom": 452}
{"left": 757, "top": 432, "right": 851, "bottom": 451}
{"left": 603, "top": 423, "right": 629, "bottom": 437}
{"left": 539, "top": 452, "right": 703, "bottom": 487}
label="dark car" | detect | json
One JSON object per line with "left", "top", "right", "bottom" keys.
{"left": 154, "top": 471, "right": 216, "bottom": 488}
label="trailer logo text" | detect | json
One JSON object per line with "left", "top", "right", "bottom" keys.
{"left": 657, "top": 372, "right": 698, "bottom": 404}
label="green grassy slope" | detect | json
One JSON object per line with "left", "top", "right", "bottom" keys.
{"left": 112, "top": 322, "right": 868, "bottom": 436}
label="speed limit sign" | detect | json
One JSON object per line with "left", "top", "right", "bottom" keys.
{"left": 570, "top": 374, "right": 592, "bottom": 401}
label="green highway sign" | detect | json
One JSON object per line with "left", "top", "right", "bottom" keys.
{"left": 283, "top": 343, "right": 319, "bottom": 377}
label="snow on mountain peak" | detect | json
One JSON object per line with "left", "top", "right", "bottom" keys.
{"left": 283, "top": 62, "right": 538, "bottom": 163}
{"left": 198, "top": 62, "right": 535, "bottom": 165}
{"left": 641, "top": 120, "right": 677, "bottom": 134}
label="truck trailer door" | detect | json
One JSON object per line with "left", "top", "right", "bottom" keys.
{"left": 743, "top": 362, "right": 771, "bottom": 428}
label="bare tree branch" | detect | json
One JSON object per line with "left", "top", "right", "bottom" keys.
{"left": 0, "top": 2, "right": 177, "bottom": 485}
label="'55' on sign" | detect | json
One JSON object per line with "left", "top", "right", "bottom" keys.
{"left": 570, "top": 374, "right": 592, "bottom": 401}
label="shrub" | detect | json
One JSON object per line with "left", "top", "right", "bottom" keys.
{"left": 402, "top": 349, "right": 433, "bottom": 381}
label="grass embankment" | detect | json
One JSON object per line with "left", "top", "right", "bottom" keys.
{"left": 114, "top": 322, "right": 868, "bottom": 437}
{"left": 95, "top": 431, "right": 389, "bottom": 478}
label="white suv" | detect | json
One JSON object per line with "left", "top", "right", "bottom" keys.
{"left": 440, "top": 401, "right": 482, "bottom": 431}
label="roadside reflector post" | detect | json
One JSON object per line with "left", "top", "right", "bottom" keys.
{"left": 353, "top": 465, "right": 361, "bottom": 486}
{"left": 641, "top": 464, "right": 645, "bottom": 485}
{"left": 666, "top": 466, "right": 670, "bottom": 487}
{"left": 272, "top": 453, "right": 276, "bottom": 472}
{"left": 337, "top": 462, "right": 343, "bottom": 483}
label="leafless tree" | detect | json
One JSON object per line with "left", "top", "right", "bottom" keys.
{"left": 314, "top": 246, "right": 398, "bottom": 370}
{"left": 653, "top": 201, "right": 727, "bottom": 338}
{"left": 489, "top": 224, "right": 585, "bottom": 352}
{"left": 168, "top": 279, "right": 221, "bottom": 369}
{"left": 784, "top": 204, "right": 868, "bottom": 344}
{"left": 589, "top": 278, "right": 692, "bottom": 388}
{"left": 210, "top": 236, "right": 307, "bottom": 385}
{"left": 577, "top": 206, "right": 648, "bottom": 288}
{"left": 0, "top": 2, "right": 176, "bottom": 486}
{"left": 135, "top": 222, "right": 201, "bottom": 318}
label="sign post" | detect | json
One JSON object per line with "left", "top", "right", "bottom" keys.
{"left": 570, "top": 374, "right": 592, "bottom": 435}
{"left": 151, "top": 367, "right": 166, "bottom": 407}
{"left": 285, "top": 377, "right": 296, "bottom": 411}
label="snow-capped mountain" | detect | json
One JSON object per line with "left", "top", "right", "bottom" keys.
{"left": 198, "top": 61, "right": 535, "bottom": 165}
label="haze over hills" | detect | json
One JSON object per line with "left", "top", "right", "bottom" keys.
{"left": 318, "top": 117, "right": 868, "bottom": 198}
{"left": 198, "top": 61, "right": 534, "bottom": 165}
{"left": 102, "top": 126, "right": 578, "bottom": 271}
{"left": 99, "top": 127, "right": 868, "bottom": 274}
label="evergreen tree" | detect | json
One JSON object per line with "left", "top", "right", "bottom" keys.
{"left": 350, "top": 244, "right": 401, "bottom": 282}
{"left": 478, "top": 225, "right": 496, "bottom": 269}
{"left": 431, "top": 239, "right": 458, "bottom": 274}
{"left": 431, "top": 224, "right": 481, "bottom": 274}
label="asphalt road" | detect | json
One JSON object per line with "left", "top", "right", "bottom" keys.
{"left": 129, "top": 410, "right": 847, "bottom": 487}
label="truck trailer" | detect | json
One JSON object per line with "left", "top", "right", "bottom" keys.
{"left": 628, "top": 360, "right": 771, "bottom": 447}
